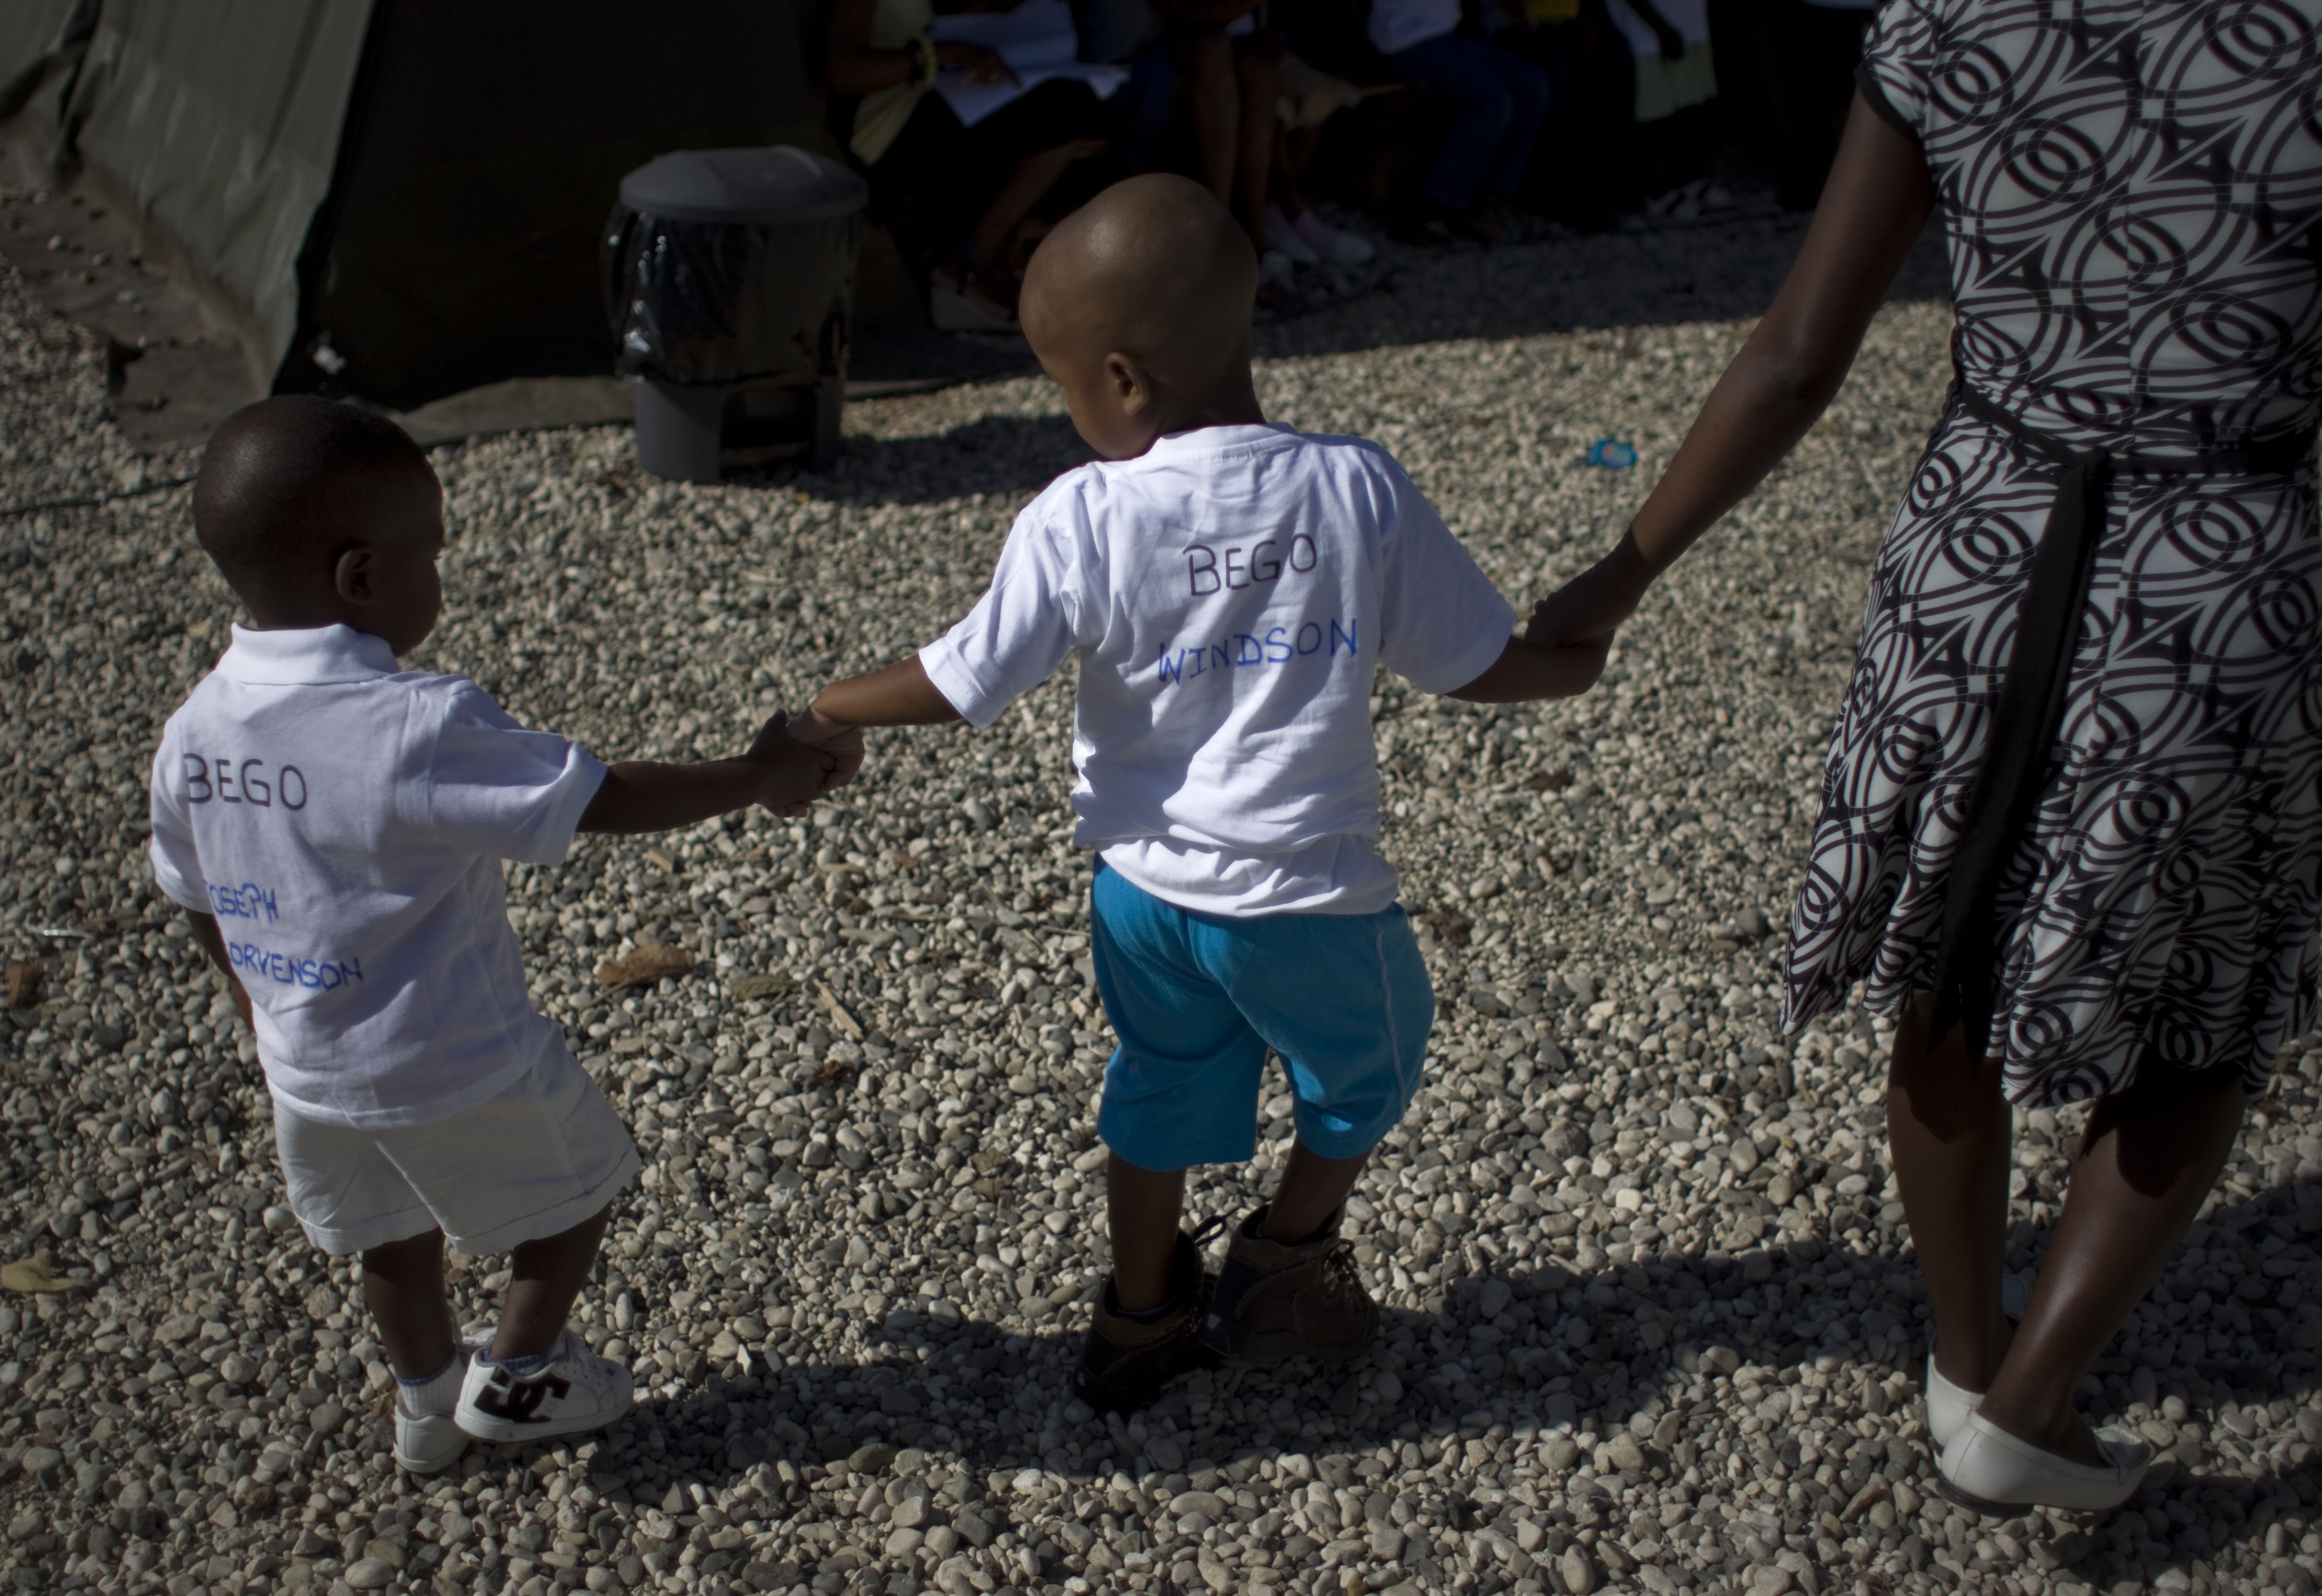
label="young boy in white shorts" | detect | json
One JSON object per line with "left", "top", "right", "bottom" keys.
{"left": 149, "top": 398, "right": 849, "bottom": 1472}
{"left": 788, "top": 174, "right": 1604, "bottom": 1408}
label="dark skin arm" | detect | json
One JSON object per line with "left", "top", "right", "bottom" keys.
{"left": 791, "top": 631, "right": 1607, "bottom": 740}
{"left": 1526, "top": 92, "right": 1935, "bottom": 646}
{"left": 578, "top": 712, "right": 844, "bottom": 834}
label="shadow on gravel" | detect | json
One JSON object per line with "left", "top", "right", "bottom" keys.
{"left": 580, "top": 1178, "right": 2316, "bottom": 1578}
{"left": 730, "top": 213, "right": 1955, "bottom": 510}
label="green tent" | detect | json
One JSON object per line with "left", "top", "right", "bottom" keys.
{"left": 2, "top": 0, "right": 831, "bottom": 412}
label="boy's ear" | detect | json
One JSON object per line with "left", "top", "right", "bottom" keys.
{"left": 332, "top": 544, "right": 375, "bottom": 605}
{"left": 1104, "top": 352, "right": 1153, "bottom": 416}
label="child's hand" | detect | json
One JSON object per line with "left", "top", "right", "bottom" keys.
{"left": 783, "top": 705, "right": 869, "bottom": 791}
{"left": 742, "top": 712, "right": 845, "bottom": 816}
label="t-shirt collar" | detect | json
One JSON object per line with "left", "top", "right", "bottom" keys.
{"left": 1142, "top": 422, "right": 1294, "bottom": 459}
{"left": 216, "top": 623, "right": 401, "bottom": 685}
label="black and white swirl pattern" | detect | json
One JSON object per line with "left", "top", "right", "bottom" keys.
{"left": 1781, "top": 0, "right": 2322, "bottom": 1105}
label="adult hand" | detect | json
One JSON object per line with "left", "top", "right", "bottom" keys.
{"left": 937, "top": 42, "right": 1020, "bottom": 86}
{"left": 1524, "top": 533, "right": 1658, "bottom": 647}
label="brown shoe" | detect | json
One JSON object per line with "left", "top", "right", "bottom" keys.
{"left": 1197, "top": 1203, "right": 1377, "bottom": 1365}
{"left": 1075, "top": 1223, "right": 1222, "bottom": 1413}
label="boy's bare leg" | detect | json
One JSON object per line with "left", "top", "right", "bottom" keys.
{"left": 492, "top": 1204, "right": 613, "bottom": 1359}
{"left": 362, "top": 1229, "right": 459, "bottom": 1379}
{"left": 1266, "top": 1142, "right": 1367, "bottom": 1242}
{"left": 1107, "top": 1156, "right": 1189, "bottom": 1312}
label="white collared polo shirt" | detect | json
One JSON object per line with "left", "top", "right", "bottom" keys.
{"left": 149, "top": 624, "right": 606, "bottom": 1129}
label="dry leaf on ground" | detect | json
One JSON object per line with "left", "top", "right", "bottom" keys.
{"left": 595, "top": 943, "right": 694, "bottom": 988}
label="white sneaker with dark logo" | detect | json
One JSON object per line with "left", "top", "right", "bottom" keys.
{"left": 454, "top": 1328, "right": 633, "bottom": 1443}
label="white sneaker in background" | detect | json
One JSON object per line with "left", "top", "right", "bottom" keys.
{"left": 1264, "top": 204, "right": 1322, "bottom": 266}
{"left": 455, "top": 1326, "right": 634, "bottom": 1443}
{"left": 1292, "top": 208, "right": 1376, "bottom": 266}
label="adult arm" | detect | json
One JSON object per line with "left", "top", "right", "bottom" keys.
{"left": 1527, "top": 91, "right": 1935, "bottom": 646}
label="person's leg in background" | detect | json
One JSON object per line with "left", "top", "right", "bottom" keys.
{"left": 1231, "top": 39, "right": 1279, "bottom": 256}
{"left": 1109, "top": 36, "right": 1178, "bottom": 175}
{"left": 1473, "top": 42, "right": 1552, "bottom": 209}
{"left": 1392, "top": 31, "right": 1518, "bottom": 235}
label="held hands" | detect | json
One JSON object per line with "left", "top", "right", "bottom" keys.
{"left": 1523, "top": 531, "right": 1659, "bottom": 650}
{"left": 780, "top": 705, "right": 870, "bottom": 790}
{"left": 744, "top": 710, "right": 860, "bottom": 818}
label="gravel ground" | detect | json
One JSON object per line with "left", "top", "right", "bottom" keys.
{"left": 4, "top": 204, "right": 2322, "bottom": 1596}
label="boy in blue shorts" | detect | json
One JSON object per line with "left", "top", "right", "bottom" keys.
{"left": 790, "top": 174, "right": 1604, "bottom": 1408}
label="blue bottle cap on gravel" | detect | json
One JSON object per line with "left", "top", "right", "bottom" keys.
{"left": 1586, "top": 438, "right": 1637, "bottom": 469}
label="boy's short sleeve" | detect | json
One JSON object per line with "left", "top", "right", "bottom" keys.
{"left": 1856, "top": 0, "right": 1935, "bottom": 141}
{"left": 919, "top": 497, "right": 1086, "bottom": 729}
{"left": 424, "top": 685, "right": 608, "bottom": 865}
{"left": 1373, "top": 462, "right": 1516, "bottom": 695}
{"left": 147, "top": 724, "right": 209, "bottom": 912}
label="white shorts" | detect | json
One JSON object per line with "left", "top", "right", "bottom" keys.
{"left": 274, "top": 1046, "right": 639, "bottom": 1256}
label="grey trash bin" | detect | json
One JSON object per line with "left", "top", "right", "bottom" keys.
{"left": 602, "top": 146, "right": 869, "bottom": 480}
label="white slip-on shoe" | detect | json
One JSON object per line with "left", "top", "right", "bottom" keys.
{"left": 456, "top": 1327, "right": 634, "bottom": 1444}
{"left": 1938, "top": 1410, "right": 2152, "bottom": 1516}
{"left": 1925, "top": 1273, "right": 2034, "bottom": 1448}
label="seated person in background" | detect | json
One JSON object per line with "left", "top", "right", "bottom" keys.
{"left": 1603, "top": 0, "right": 1724, "bottom": 216}
{"left": 1370, "top": 0, "right": 1553, "bottom": 241}
{"left": 1263, "top": 53, "right": 1378, "bottom": 269}
{"left": 1152, "top": 0, "right": 1283, "bottom": 281}
{"left": 827, "top": 0, "right": 1117, "bottom": 330}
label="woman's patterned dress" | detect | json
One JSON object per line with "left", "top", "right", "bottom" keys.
{"left": 1781, "top": 0, "right": 2322, "bottom": 1104}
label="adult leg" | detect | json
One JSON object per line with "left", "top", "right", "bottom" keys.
{"left": 492, "top": 1202, "right": 612, "bottom": 1359}
{"left": 1397, "top": 33, "right": 1516, "bottom": 214}
{"left": 1475, "top": 45, "right": 1552, "bottom": 202}
{"left": 965, "top": 139, "right": 1106, "bottom": 264}
{"left": 1886, "top": 994, "right": 2014, "bottom": 1393}
{"left": 1232, "top": 45, "right": 1278, "bottom": 254}
{"left": 1977, "top": 1059, "right": 2247, "bottom": 1465}
{"left": 1107, "top": 1155, "right": 1191, "bottom": 1311}
{"left": 362, "top": 1228, "right": 459, "bottom": 1380}
{"left": 1185, "top": 28, "right": 1239, "bottom": 211}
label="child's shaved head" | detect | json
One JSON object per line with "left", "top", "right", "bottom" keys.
{"left": 193, "top": 395, "right": 447, "bottom": 654}
{"left": 194, "top": 397, "right": 433, "bottom": 604}
{"left": 1020, "top": 176, "right": 1261, "bottom": 457}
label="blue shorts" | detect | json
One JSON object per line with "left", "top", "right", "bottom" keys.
{"left": 1090, "top": 864, "right": 1435, "bottom": 1171}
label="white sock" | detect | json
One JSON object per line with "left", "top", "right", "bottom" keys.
{"left": 396, "top": 1352, "right": 465, "bottom": 1416}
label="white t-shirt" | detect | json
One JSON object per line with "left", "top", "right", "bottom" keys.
{"left": 148, "top": 624, "right": 606, "bottom": 1130}
{"left": 1369, "top": 0, "right": 1463, "bottom": 55}
{"left": 920, "top": 424, "right": 1513, "bottom": 916}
